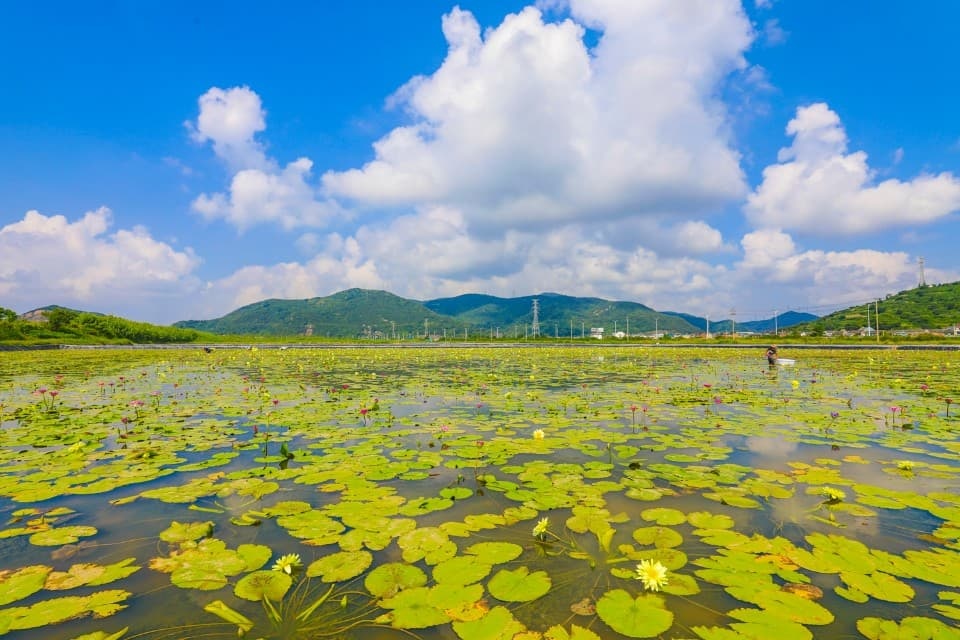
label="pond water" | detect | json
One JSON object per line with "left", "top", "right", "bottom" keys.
{"left": 1, "top": 346, "right": 959, "bottom": 639}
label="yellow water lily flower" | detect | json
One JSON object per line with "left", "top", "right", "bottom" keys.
{"left": 272, "top": 553, "right": 303, "bottom": 574}
{"left": 532, "top": 429, "right": 545, "bottom": 440}
{"left": 532, "top": 517, "right": 549, "bottom": 539}
{"left": 635, "top": 559, "right": 669, "bottom": 591}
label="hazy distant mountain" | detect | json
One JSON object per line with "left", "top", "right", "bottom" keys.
{"left": 424, "top": 292, "right": 697, "bottom": 336}
{"left": 175, "top": 289, "right": 460, "bottom": 337}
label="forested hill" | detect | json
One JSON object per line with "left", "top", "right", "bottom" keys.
{"left": 1, "top": 306, "right": 204, "bottom": 344}
{"left": 799, "top": 282, "right": 960, "bottom": 332}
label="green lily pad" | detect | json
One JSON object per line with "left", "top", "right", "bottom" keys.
{"left": 0, "top": 565, "right": 51, "bottom": 606}
{"left": 379, "top": 586, "right": 450, "bottom": 629}
{"left": 452, "top": 605, "right": 526, "bottom": 639}
{"left": 0, "top": 589, "right": 130, "bottom": 633}
{"left": 306, "top": 550, "right": 372, "bottom": 582}
{"left": 398, "top": 527, "right": 457, "bottom": 565}
{"left": 365, "top": 562, "right": 427, "bottom": 598}
{"left": 596, "top": 589, "right": 673, "bottom": 638}
{"left": 29, "top": 525, "right": 98, "bottom": 547}
{"left": 158, "top": 521, "right": 213, "bottom": 544}
{"left": 464, "top": 541, "right": 523, "bottom": 564}
{"left": 487, "top": 566, "right": 551, "bottom": 603}
{"left": 641, "top": 508, "right": 686, "bottom": 525}
{"left": 433, "top": 555, "right": 492, "bottom": 586}
{"left": 234, "top": 570, "right": 292, "bottom": 601}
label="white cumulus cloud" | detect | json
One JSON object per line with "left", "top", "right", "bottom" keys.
{"left": 189, "top": 86, "right": 342, "bottom": 232}
{"left": 323, "top": 1, "right": 752, "bottom": 230}
{"left": 746, "top": 103, "right": 960, "bottom": 235}
{"left": 0, "top": 208, "right": 200, "bottom": 323}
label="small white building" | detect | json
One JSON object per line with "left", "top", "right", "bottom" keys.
{"left": 590, "top": 327, "right": 604, "bottom": 339}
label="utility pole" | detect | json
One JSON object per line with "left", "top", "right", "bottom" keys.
{"left": 730, "top": 308, "right": 736, "bottom": 338}
{"left": 531, "top": 299, "right": 541, "bottom": 338}
{"left": 773, "top": 310, "right": 778, "bottom": 337}
{"left": 919, "top": 256, "right": 926, "bottom": 287}
{"left": 626, "top": 317, "right": 629, "bottom": 338}
{"left": 706, "top": 314, "right": 710, "bottom": 338}
{"left": 876, "top": 300, "right": 880, "bottom": 343}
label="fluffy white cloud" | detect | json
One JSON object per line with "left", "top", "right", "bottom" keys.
{"left": 746, "top": 103, "right": 960, "bottom": 234}
{"left": 189, "top": 87, "right": 342, "bottom": 231}
{"left": 186, "top": 86, "right": 269, "bottom": 171}
{"left": 737, "top": 228, "right": 959, "bottom": 309}
{"left": 323, "top": 2, "right": 751, "bottom": 230}
{"left": 192, "top": 157, "right": 341, "bottom": 230}
{"left": 0, "top": 208, "right": 200, "bottom": 322}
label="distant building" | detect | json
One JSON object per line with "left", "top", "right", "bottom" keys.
{"left": 590, "top": 327, "right": 604, "bottom": 339}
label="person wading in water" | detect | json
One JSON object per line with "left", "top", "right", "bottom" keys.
{"left": 766, "top": 345, "right": 778, "bottom": 366}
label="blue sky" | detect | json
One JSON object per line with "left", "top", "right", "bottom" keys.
{"left": 2, "top": 0, "right": 959, "bottom": 325}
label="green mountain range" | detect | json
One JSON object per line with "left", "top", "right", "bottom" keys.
{"left": 174, "top": 288, "right": 815, "bottom": 338}
{"left": 799, "top": 281, "right": 960, "bottom": 333}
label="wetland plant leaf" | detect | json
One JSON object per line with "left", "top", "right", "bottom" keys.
{"left": 0, "top": 565, "right": 51, "bottom": 605}
{"left": 398, "top": 527, "right": 457, "bottom": 565}
{"left": 595, "top": 589, "right": 673, "bottom": 638}
{"left": 487, "top": 566, "right": 551, "bottom": 602}
{"left": 839, "top": 571, "right": 914, "bottom": 603}
{"left": 544, "top": 624, "right": 602, "bottom": 640}
{"left": 641, "top": 508, "right": 686, "bottom": 526}
{"left": 464, "top": 541, "right": 524, "bottom": 564}
{"left": 452, "top": 605, "right": 525, "bottom": 640}
{"left": 632, "top": 526, "right": 683, "bottom": 549}
{"left": 204, "top": 599, "right": 254, "bottom": 633}
{"left": 0, "top": 589, "right": 130, "bottom": 632}
{"left": 29, "top": 525, "right": 98, "bottom": 547}
{"left": 433, "top": 555, "right": 493, "bottom": 586}
{"left": 306, "top": 550, "right": 373, "bottom": 582}
{"left": 856, "top": 616, "right": 958, "bottom": 639}
{"left": 364, "top": 562, "right": 427, "bottom": 598}
{"left": 379, "top": 586, "right": 451, "bottom": 629}
{"left": 234, "top": 570, "right": 292, "bottom": 601}
{"left": 158, "top": 521, "right": 213, "bottom": 544}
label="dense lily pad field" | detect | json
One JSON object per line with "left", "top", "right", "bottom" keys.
{"left": 2, "top": 346, "right": 960, "bottom": 640}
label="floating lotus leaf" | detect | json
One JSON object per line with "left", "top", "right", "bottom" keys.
{"left": 398, "top": 496, "right": 455, "bottom": 516}
{"left": 0, "top": 589, "right": 130, "bottom": 633}
{"left": 687, "top": 512, "right": 735, "bottom": 530}
{"left": 432, "top": 555, "right": 492, "bottom": 586}
{"left": 149, "top": 538, "right": 249, "bottom": 590}
{"left": 703, "top": 491, "right": 762, "bottom": 510}
{"left": 262, "top": 500, "right": 312, "bottom": 516}
{"left": 465, "top": 541, "right": 523, "bottom": 564}
{"left": 236, "top": 544, "right": 271, "bottom": 571}
{"left": 0, "top": 565, "right": 51, "bottom": 606}
{"left": 440, "top": 487, "right": 473, "bottom": 500}
{"left": 544, "top": 623, "right": 602, "bottom": 640}
{"left": 725, "top": 584, "right": 834, "bottom": 625}
{"left": 662, "top": 572, "right": 700, "bottom": 596}
{"left": 727, "top": 608, "right": 813, "bottom": 640}
{"left": 641, "top": 508, "right": 686, "bottom": 525}
{"left": 365, "top": 562, "right": 427, "bottom": 598}
{"left": 595, "top": 589, "right": 673, "bottom": 638}
{"left": 306, "top": 549, "right": 372, "bottom": 582}
{"left": 398, "top": 527, "right": 457, "bottom": 565}
{"left": 45, "top": 558, "right": 139, "bottom": 590}
{"left": 427, "top": 582, "right": 483, "bottom": 610}
{"left": 856, "top": 616, "right": 958, "bottom": 639}
{"left": 29, "top": 525, "right": 98, "bottom": 547}
{"left": 839, "top": 570, "right": 914, "bottom": 602}
{"left": 452, "top": 605, "right": 525, "bottom": 639}
{"left": 276, "top": 510, "right": 345, "bottom": 545}
{"left": 158, "top": 520, "right": 213, "bottom": 544}
{"left": 632, "top": 526, "right": 683, "bottom": 549}
{"left": 902, "top": 548, "right": 960, "bottom": 587}
{"left": 234, "top": 569, "right": 292, "bottom": 601}
{"left": 693, "top": 528, "right": 752, "bottom": 548}
{"left": 487, "top": 566, "right": 551, "bottom": 603}
{"left": 379, "top": 586, "right": 451, "bottom": 629}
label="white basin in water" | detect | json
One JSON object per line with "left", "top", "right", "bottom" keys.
{"left": 776, "top": 358, "right": 795, "bottom": 366}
